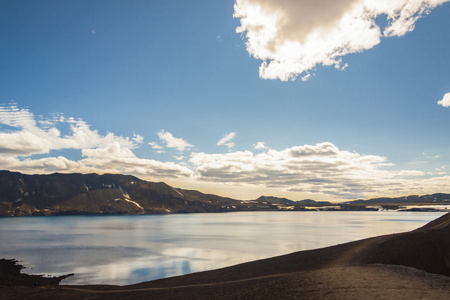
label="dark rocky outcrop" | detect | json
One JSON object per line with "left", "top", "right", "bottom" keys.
{"left": 0, "top": 259, "right": 73, "bottom": 287}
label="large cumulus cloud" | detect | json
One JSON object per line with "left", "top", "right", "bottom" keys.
{"left": 234, "top": 0, "right": 449, "bottom": 81}
{"left": 438, "top": 92, "right": 450, "bottom": 107}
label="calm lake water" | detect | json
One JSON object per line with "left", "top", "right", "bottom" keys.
{"left": 0, "top": 211, "right": 445, "bottom": 285}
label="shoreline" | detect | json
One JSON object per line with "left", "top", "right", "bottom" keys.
{"left": 0, "top": 204, "right": 448, "bottom": 218}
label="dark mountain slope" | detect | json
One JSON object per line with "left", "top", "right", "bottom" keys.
{"left": 255, "top": 196, "right": 295, "bottom": 205}
{"left": 0, "top": 171, "right": 240, "bottom": 216}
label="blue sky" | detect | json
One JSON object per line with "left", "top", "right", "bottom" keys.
{"left": 1, "top": 0, "right": 450, "bottom": 200}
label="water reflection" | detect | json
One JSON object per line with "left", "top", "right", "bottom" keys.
{"left": 0, "top": 211, "right": 444, "bottom": 285}
{"left": 67, "top": 247, "right": 264, "bottom": 285}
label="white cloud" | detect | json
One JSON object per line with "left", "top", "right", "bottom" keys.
{"left": 2, "top": 103, "right": 449, "bottom": 200}
{"left": 148, "top": 142, "right": 164, "bottom": 149}
{"left": 0, "top": 103, "right": 131, "bottom": 156}
{"left": 82, "top": 142, "right": 135, "bottom": 160}
{"left": 0, "top": 103, "right": 193, "bottom": 181}
{"left": 157, "top": 130, "right": 193, "bottom": 151}
{"left": 1, "top": 142, "right": 194, "bottom": 180}
{"left": 133, "top": 132, "right": 144, "bottom": 144}
{"left": 234, "top": 0, "right": 449, "bottom": 81}
{"left": 253, "top": 142, "right": 266, "bottom": 149}
{"left": 396, "top": 170, "right": 425, "bottom": 176}
{"left": 288, "top": 142, "right": 339, "bottom": 157}
{"left": 301, "top": 74, "right": 311, "bottom": 82}
{"left": 0, "top": 131, "right": 51, "bottom": 156}
{"left": 0, "top": 103, "right": 37, "bottom": 130}
{"left": 217, "top": 132, "right": 236, "bottom": 148}
{"left": 438, "top": 92, "right": 450, "bottom": 107}
{"left": 0, "top": 155, "right": 84, "bottom": 174}
{"left": 80, "top": 143, "right": 194, "bottom": 179}
{"left": 190, "top": 142, "right": 450, "bottom": 198}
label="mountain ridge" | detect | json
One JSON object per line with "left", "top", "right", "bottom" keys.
{"left": 0, "top": 170, "right": 241, "bottom": 216}
{"left": 0, "top": 170, "right": 449, "bottom": 216}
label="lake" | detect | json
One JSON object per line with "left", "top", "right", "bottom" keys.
{"left": 0, "top": 211, "right": 445, "bottom": 285}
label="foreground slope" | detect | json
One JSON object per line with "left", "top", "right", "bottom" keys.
{"left": 1, "top": 213, "right": 449, "bottom": 299}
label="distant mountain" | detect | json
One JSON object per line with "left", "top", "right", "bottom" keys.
{"left": 255, "top": 196, "right": 295, "bottom": 205}
{"left": 344, "top": 194, "right": 450, "bottom": 205}
{"left": 255, "top": 196, "right": 332, "bottom": 206}
{"left": 0, "top": 171, "right": 241, "bottom": 216}
{"left": 296, "top": 199, "right": 333, "bottom": 206}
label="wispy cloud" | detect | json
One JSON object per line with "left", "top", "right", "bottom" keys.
{"left": 148, "top": 142, "right": 164, "bottom": 149}
{"left": 217, "top": 132, "right": 236, "bottom": 148}
{"left": 132, "top": 132, "right": 144, "bottom": 144}
{"left": 408, "top": 152, "right": 441, "bottom": 165}
{"left": 157, "top": 130, "right": 193, "bottom": 151}
{"left": 438, "top": 92, "right": 450, "bottom": 107}
{"left": 301, "top": 74, "right": 311, "bottom": 82}
{"left": 234, "top": 0, "right": 449, "bottom": 81}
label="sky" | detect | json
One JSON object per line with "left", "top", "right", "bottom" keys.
{"left": 1, "top": 0, "right": 450, "bottom": 201}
